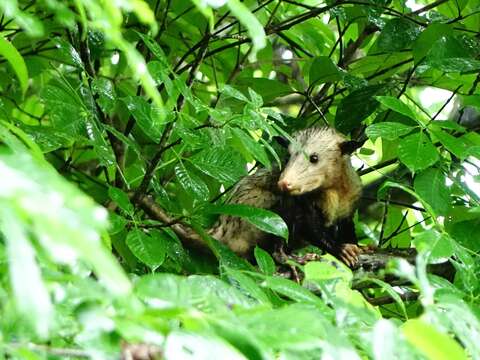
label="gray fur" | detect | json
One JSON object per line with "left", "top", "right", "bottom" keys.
{"left": 211, "top": 127, "right": 362, "bottom": 255}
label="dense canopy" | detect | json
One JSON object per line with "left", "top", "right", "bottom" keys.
{"left": 1, "top": 0, "right": 480, "bottom": 359}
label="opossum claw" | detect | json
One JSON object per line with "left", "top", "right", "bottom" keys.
{"left": 340, "top": 243, "right": 361, "bottom": 267}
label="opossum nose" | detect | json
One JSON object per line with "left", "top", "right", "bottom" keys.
{"left": 278, "top": 179, "right": 292, "bottom": 192}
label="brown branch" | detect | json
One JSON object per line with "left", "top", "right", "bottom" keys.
{"left": 5, "top": 343, "right": 89, "bottom": 358}
{"left": 410, "top": 0, "right": 449, "bottom": 15}
{"left": 358, "top": 158, "right": 398, "bottom": 176}
{"left": 133, "top": 193, "right": 207, "bottom": 251}
{"left": 366, "top": 291, "right": 419, "bottom": 306}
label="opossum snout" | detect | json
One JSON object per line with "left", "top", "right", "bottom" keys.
{"left": 277, "top": 179, "right": 292, "bottom": 192}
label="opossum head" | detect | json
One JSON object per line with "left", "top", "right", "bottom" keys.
{"left": 277, "top": 127, "right": 361, "bottom": 195}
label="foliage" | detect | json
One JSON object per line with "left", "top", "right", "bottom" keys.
{"left": 0, "top": 0, "right": 480, "bottom": 358}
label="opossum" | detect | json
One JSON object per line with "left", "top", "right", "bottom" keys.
{"left": 137, "top": 127, "right": 364, "bottom": 266}
{"left": 209, "top": 127, "right": 363, "bottom": 266}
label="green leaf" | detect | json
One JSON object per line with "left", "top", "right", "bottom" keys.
{"left": 398, "top": 132, "right": 439, "bottom": 172}
{"left": 208, "top": 204, "right": 288, "bottom": 240}
{"left": 375, "top": 18, "right": 421, "bottom": 52}
{"left": 224, "top": 268, "right": 271, "bottom": 304}
{"left": 413, "top": 23, "right": 452, "bottom": 64}
{"left": 175, "top": 161, "right": 210, "bottom": 201}
{"left": 309, "top": 56, "right": 343, "bottom": 86}
{"left": 254, "top": 246, "right": 276, "bottom": 276}
{"left": 413, "top": 230, "right": 454, "bottom": 263}
{"left": 430, "top": 127, "right": 470, "bottom": 160}
{"left": 262, "top": 276, "right": 326, "bottom": 308}
{"left": 375, "top": 96, "right": 417, "bottom": 121}
{"left": 448, "top": 219, "right": 480, "bottom": 252}
{"left": 414, "top": 168, "right": 450, "bottom": 215}
{"left": 108, "top": 187, "right": 134, "bottom": 214}
{"left": 226, "top": 0, "right": 266, "bottom": 61}
{"left": 190, "top": 147, "right": 247, "bottom": 185}
{"left": 402, "top": 319, "right": 467, "bottom": 360}
{"left": 126, "top": 229, "right": 166, "bottom": 270}
{"left": 366, "top": 122, "right": 415, "bottom": 141}
{"left": 41, "top": 81, "right": 86, "bottom": 137}
{"left": 121, "top": 96, "right": 166, "bottom": 143}
{"left": 0, "top": 150, "right": 131, "bottom": 296}
{"left": 136, "top": 31, "right": 169, "bottom": 66}
{"left": 92, "top": 78, "right": 116, "bottom": 114}
{"left": 248, "top": 87, "right": 263, "bottom": 108}
{"left": 235, "top": 78, "right": 292, "bottom": 104}
{"left": 0, "top": 36, "right": 29, "bottom": 96}
{"left": 304, "top": 260, "right": 352, "bottom": 283}
{"left": 335, "top": 85, "right": 384, "bottom": 133}
{"left": 1, "top": 209, "right": 52, "bottom": 337}
{"left": 165, "top": 331, "right": 247, "bottom": 360}
{"left": 426, "top": 35, "right": 480, "bottom": 73}
{"left": 379, "top": 181, "right": 436, "bottom": 219}
{"left": 231, "top": 128, "right": 271, "bottom": 169}
{"left": 221, "top": 85, "right": 249, "bottom": 102}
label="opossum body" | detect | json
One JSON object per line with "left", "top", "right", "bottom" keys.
{"left": 210, "top": 127, "right": 363, "bottom": 265}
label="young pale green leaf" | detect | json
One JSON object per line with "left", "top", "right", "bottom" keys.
{"left": 309, "top": 56, "right": 343, "bottom": 86}
{"left": 402, "top": 319, "right": 467, "bottom": 360}
{"left": 413, "top": 230, "right": 454, "bottom": 263}
{"left": 366, "top": 122, "right": 415, "bottom": 141}
{"left": 175, "top": 162, "right": 210, "bottom": 201}
{"left": 108, "top": 187, "right": 134, "bottom": 214}
{"left": 0, "top": 1, "right": 43, "bottom": 36}
{"left": 375, "top": 96, "right": 417, "bottom": 121}
{"left": 126, "top": 229, "right": 166, "bottom": 270}
{"left": 226, "top": 0, "right": 266, "bottom": 61}
{"left": 208, "top": 204, "right": 288, "bottom": 240}
{"left": 165, "top": 331, "right": 247, "bottom": 360}
{"left": 1, "top": 121, "right": 44, "bottom": 160}
{"left": 414, "top": 168, "right": 450, "bottom": 215}
{"left": 304, "top": 260, "right": 352, "bottom": 283}
{"left": 241, "top": 304, "right": 334, "bottom": 348}
{"left": 1, "top": 208, "right": 52, "bottom": 338}
{"left": 0, "top": 36, "right": 29, "bottom": 96}
{"left": 0, "top": 150, "right": 131, "bottom": 296}
{"left": 335, "top": 85, "right": 383, "bottom": 133}
{"left": 254, "top": 246, "right": 276, "bottom": 276}
{"left": 398, "top": 132, "right": 439, "bottom": 172}
{"left": 262, "top": 276, "right": 326, "bottom": 308}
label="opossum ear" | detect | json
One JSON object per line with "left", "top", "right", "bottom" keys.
{"left": 274, "top": 136, "right": 290, "bottom": 148}
{"left": 340, "top": 140, "right": 362, "bottom": 155}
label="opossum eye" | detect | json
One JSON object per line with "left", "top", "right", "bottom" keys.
{"left": 309, "top": 154, "right": 319, "bottom": 163}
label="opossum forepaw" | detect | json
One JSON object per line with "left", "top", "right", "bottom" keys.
{"left": 339, "top": 243, "right": 361, "bottom": 267}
